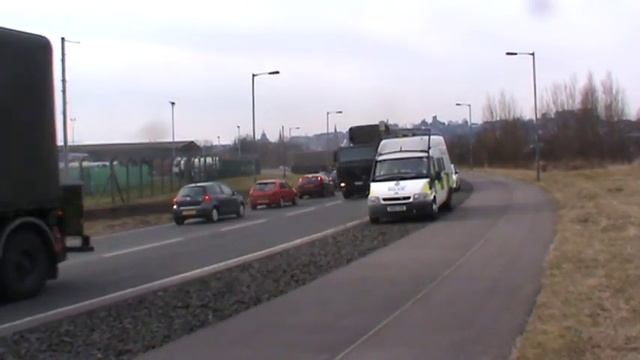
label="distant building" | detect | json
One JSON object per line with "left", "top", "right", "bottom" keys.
{"left": 60, "top": 141, "right": 202, "bottom": 162}
{"left": 259, "top": 131, "right": 270, "bottom": 143}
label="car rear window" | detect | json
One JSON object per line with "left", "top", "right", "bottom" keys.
{"left": 300, "top": 176, "right": 320, "bottom": 184}
{"left": 178, "top": 186, "right": 205, "bottom": 198}
{"left": 254, "top": 182, "right": 277, "bottom": 192}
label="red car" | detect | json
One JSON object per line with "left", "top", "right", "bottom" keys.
{"left": 249, "top": 179, "right": 298, "bottom": 209}
{"left": 296, "top": 173, "right": 335, "bottom": 198}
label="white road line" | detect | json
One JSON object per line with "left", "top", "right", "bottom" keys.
{"left": 285, "top": 207, "right": 317, "bottom": 217}
{"left": 0, "top": 217, "right": 368, "bottom": 336}
{"left": 101, "top": 238, "right": 184, "bottom": 258}
{"left": 91, "top": 223, "right": 174, "bottom": 241}
{"left": 324, "top": 200, "right": 342, "bottom": 207}
{"left": 220, "top": 219, "right": 267, "bottom": 232}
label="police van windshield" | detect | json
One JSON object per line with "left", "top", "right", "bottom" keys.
{"left": 372, "top": 157, "right": 431, "bottom": 182}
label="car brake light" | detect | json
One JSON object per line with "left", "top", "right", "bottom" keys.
{"left": 203, "top": 194, "right": 213, "bottom": 203}
{"left": 172, "top": 197, "right": 178, "bottom": 205}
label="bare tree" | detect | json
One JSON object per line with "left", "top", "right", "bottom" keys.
{"left": 580, "top": 71, "right": 600, "bottom": 115}
{"left": 600, "top": 71, "right": 628, "bottom": 121}
{"left": 483, "top": 94, "right": 498, "bottom": 122}
{"left": 497, "top": 90, "right": 521, "bottom": 120}
{"left": 564, "top": 74, "right": 578, "bottom": 110}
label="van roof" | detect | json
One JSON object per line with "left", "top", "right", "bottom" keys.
{"left": 376, "top": 151, "right": 429, "bottom": 161}
{"left": 377, "top": 135, "right": 446, "bottom": 155}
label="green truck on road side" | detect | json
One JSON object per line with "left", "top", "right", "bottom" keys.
{"left": 0, "top": 27, "right": 92, "bottom": 301}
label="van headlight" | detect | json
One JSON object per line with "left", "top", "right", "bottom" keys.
{"left": 368, "top": 196, "right": 380, "bottom": 205}
{"left": 413, "top": 193, "right": 430, "bottom": 201}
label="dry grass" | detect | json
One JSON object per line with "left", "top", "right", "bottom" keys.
{"left": 482, "top": 165, "right": 640, "bottom": 360}
{"left": 84, "top": 172, "right": 301, "bottom": 210}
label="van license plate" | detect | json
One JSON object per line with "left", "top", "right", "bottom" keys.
{"left": 387, "top": 205, "right": 406, "bottom": 212}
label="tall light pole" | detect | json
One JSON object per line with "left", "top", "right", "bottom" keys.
{"left": 289, "top": 126, "right": 300, "bottom": 139}
{"left": 61, "top": 37, "right": 80, "bottom": 179}
{"left": 252, "top": 70, "right": 280, "bottom": 142}
{"left": 237, "top": 125, "right": 241, "bottom": 157}
{"left": 455, "top": 103, "right": 473, "bottom": 169}
{"left": 506, "top": 51, "right": 540, "bottom": 181}
{"left": 169, "top": 101, "right": 176, "bottom": 160}
{"left": 326, "top": 110, "right": 343, "bottom": 149}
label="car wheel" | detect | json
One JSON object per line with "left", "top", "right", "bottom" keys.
{"left": 369, "top": 216, "right": 380, "bottom": 224}
{"left": 251, "top": 204, "right": 258, "bottom": 210}
{"left": 208, "top": 207, "right": 220, "bottom": 223}
{"left": 0, "top": 230, "right": 50, "bottom": 301}
{"left": 292, "top": 196, "right": 298, "bottom": 206}
{"left": 278, "top": 197, "right": 285, "bottom": 208}
{"left": 237, "top": 203, "right": 246, "bottom": 218}
{"left": 342, "top": 191, "right": 352, "bottom": 199}
{"left": 174, "top": 217, "right": 185, "bottom": 226}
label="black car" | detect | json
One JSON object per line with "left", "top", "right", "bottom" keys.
{"left": 172, "top": 182, "right": 245, "bottom": 225}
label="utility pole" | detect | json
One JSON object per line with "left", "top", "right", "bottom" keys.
{"left": 61, "top": 38, "right": 68, "bottom": 178}
{"left": 169, "top": 101, "right": 176, "bottom": 160}
{"left": 251, "top": 70, "right": 280, "bottom": 142}
{"left": 237, "top": 125, "right": 241, "bottom": 158}
{"left": 532, "top": 52, "right": 540, "bottom": 182}
{"left": 455, "top": 103, "right": 473, "bottom": 169}
{"left": 326, "top": 110, "right": 343, "bottom": 150}
{"left": 506, "top": 51, "right": 540, "bottom": 181}
{"left": 60, "top": 37, "right": 80, "bottom": 180}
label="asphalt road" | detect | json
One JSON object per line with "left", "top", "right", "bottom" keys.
{"left": 143, "top": 173, "right": 555, "bottom": 360}
{"left": 0, "top": 193, "right": 369, "bottom": 330}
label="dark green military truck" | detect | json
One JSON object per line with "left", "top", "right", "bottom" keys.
{"left": 0, "top": 27, "right": 92, "bottom": 301}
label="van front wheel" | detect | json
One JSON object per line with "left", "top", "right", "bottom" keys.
{"left": 427, "top": 199, "right": 439, "bottom": 221}
{"left": 441, "top": 190, "right": 453, "bottom": 211}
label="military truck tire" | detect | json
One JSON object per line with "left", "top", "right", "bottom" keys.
{"left": 0, "top": 230, "right": 50, "bottom": 301}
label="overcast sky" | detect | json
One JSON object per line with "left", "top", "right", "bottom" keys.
{"left": 4, "top": 0, "right": 639, "bottom": 144}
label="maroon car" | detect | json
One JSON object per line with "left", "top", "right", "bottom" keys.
{"left": 296, "top": 174, "right": 335, "bottom": 198}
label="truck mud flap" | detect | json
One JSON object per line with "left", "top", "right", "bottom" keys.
{"left": 66, "top": 235, "right": 94, "bottom": 252}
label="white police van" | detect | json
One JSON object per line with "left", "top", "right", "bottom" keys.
{"left": 367, "top": 133, "right": 454, "bottom": 223}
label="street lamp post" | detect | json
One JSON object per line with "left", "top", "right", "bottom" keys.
{"left": 60, "top": 37, "right": 80, "bottom": 180}
{"left": 288, "top": 126, "right": 300, "bottom": 140}
{"left": 506, "top": 51, "right": 540, "bottom": 182}
{"left": 169, "top": 101, "right": 176, "bottom": 160}
{"left": 455, "top": 103, "right": 473, "bottom": 169}
{"left": 326, "top": 110, "right": 343, "bottom": 149}
{"left": 251, "top": 70, "right": 280, "bottom": 142}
